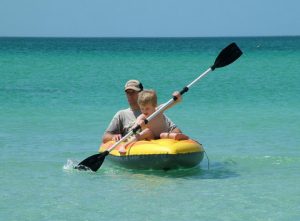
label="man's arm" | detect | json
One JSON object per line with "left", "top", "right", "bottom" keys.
{"left": 102, "top": 132, "right": 122, "bottom": 143}
{"left": 102, "top": 110, "right": 123, "bottom": 143}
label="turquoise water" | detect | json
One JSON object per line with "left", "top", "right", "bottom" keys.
{"left": 1, "top": 37, "right": 300, "bottom": 220}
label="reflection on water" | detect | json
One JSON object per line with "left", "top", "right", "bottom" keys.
{"left": 91, "top": 159, "right": 239, "bottom": 180}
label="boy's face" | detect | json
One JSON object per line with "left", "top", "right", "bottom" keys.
{"left": 140, "top": 104, "right": 156, "bottom": 117}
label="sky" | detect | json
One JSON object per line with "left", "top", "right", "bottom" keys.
{"left": 1, "top": 0, "right": 300, "bottom": 37}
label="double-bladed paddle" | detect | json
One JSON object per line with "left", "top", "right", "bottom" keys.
{"left": 75, "top": 42, "right": 243, "bottom": 172}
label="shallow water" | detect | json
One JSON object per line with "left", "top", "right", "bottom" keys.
{"left": 1, "top": 37, "right": 300, "bottom": 220}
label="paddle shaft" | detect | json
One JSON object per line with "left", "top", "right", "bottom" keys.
{"left": 146, "top": 67, "right": 212, "bottom": 120}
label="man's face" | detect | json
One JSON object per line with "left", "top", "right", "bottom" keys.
{"left": 125, "top": 89, "right": 139, "bottom": 107}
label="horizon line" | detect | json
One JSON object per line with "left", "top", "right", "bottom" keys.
{"left": 0, "top": 34, "right": 300, "bottom": 39}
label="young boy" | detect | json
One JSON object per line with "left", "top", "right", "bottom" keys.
{"left": 119, "top": 89, "right": 189, "bottom": 153}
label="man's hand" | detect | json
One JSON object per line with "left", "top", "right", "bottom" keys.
{"left": 112, "top": 134, "right": 122, "bottom": 142}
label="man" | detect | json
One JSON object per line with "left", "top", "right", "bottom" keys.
{"left": 102, "top": 79, "right": 182, "bottom": 143}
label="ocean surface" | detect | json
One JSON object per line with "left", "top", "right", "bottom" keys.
{"left": 1, "top": 36, "right": 299, "bottom": 220}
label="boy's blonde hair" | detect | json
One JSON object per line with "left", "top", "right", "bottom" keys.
{"left": 137, "top": 89, "right": 157, "bottom": 107}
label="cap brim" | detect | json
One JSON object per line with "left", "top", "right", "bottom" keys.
{"left": 125, "top": 86, "right": 141, "bottom": 92}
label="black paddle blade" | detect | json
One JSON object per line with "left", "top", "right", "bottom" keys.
{"left": 211, "top": 43, "right": 243, "bottom": 70}
{"left": 75, "top": 151, "right": 109, "bottom": 172}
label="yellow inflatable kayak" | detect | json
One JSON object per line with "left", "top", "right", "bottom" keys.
{"left": 99, "top": 139, "right": 204, "bottom": 170}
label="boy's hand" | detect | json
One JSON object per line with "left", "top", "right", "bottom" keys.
{"left": 173, "top": 91, "right": 182, "bottom": 102}
{"left": 136, "top": 114, "right": 147, "bottom": 127}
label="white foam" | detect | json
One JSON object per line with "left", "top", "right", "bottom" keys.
{"left": 63, "top": 159, "right": 78, "bottom": 171}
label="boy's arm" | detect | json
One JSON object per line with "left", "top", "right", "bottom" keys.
{"left": 170, "top": 127, "right": 182, "bottom": 133}
{"left": 135, "top": 114, "right": 147, "bottom": 129}
{"left": 163, "top": 91, "right": 182, "bottom": 111}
